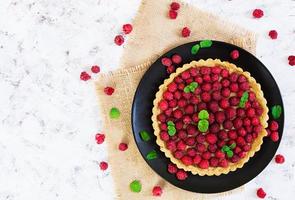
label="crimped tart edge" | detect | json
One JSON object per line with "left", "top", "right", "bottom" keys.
{"left": 151, "top": 59, "right": 269, "bottom": 176}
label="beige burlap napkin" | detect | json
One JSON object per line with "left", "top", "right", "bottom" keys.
{"left": 96, "top": 0, "right": 256, "bottom": 199}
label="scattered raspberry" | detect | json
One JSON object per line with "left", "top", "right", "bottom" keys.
{"left": 256, "top": 188, "right": 266, "bottom": 199}
{"left": 169, "top": 10, "right": 178, "bottom": 19}
{"left": 268, "top": 30, "right": 278, "bottom": 39}
{"left": 172, "top": 54, "right": 182, "bottom": 64}
{"left": 118, "top": 143, "right": 128, "bottom": 151}
{"left": 275, "top": 154, "right": 285, "bottom": 164}
{"left": 161, "top": 57, "right": 172, "bottom": 67}
{"left": 99, "top": 161, "right": 108, "bottom": 171}
{"left": 230, "top": 50, "right": 239, "bottom": 60}
{"left": 80, "top": 71, "right": 91, "bottom": 81}
{"left": 270, "top": 131, "right": 279, "bottom": 142}
{"left": 167, "top": 65, "right": 175, "bottom": 74}
{"left": 167, "top": 163, "right": 178, "bottom": 174}
{"left": 181, "top": 27, "right": 191, "bottom": 38}
{"left": 122, "top": 24, "right": 133, "bottom": 34}
{"left": 170, "top": 2, "right": 180, "bottom": 10}
{"left": 91, "top": 65, "right": 100, "bottom": 73}
{"left": 269, "top": 120, "right": 279, "bottom": 131}
{"left": 114, "top": 35, "right": 124, "bottom": 46}
{"left": 288, "top": 55, "right": 295, "bottom": 66}
{"left": 152, "top": 186, "right": 163, "bottom": 196}
{"left": 104, "top": 87, "right": 115, "bottom": 96}
{"left": 95, "top": 133, "right": 105, "bottom": 144}
{"left": 252, "top": 9, "right": 264, "bottom": 18}
{"left": 176, "top": 169, "right": 188, "bottom": 180}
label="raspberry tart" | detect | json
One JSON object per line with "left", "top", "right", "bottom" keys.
{"left": 152, "top": 59, "right": 269, "bottom": 176}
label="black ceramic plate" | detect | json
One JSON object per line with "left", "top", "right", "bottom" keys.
{"left": 131, "top": 41, "right": 284, "bottom": 193}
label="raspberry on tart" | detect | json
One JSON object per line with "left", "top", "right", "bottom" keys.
{"left": 152, "top": 59, "right": 268, "bottom": 176}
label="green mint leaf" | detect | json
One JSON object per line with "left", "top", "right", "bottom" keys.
{"left": 221, "top": 145, "right": 230, "bottom": 153}
{"left": 198, "top": 110, "right": 209, "bottom": 120}
{"left": 139, "top": 130, "right": 151, "bottom": 142}
{"left": 272, "top": 105, "right": 282, "bottom": 119}
{"left": 226, "top": 150, "right": 234, "bottom": 158}
{"left": 229, "top": 142, "right": 236, "bottom": 149}
{"left": 109, "top": 107, "right": 121, "bottom": 119}
{"left": 168, "top": 127, "right": 176, "bottom": 136}
{"left": 130, "top": 180, "right": 142, "bottom": 193}
{"left": 239, "top": 92, "right": 249, "bottom": 108}
{"left": 146, "top": 150, "right": 158, "bottom": 160}
{"left": 191, "top": 44, "right": 200, "bottom": 55}
{"left": 184, "top": 86, "right": 191, "bottom": 93}
{"left": 167, "top": 121, "right": 175, "bottom": 126}
{"left": 200, "top": 40, "right": 213, "bottom": 48}
{"left": 198, "top": 119, "right": 209, "bottom": 132}
{"left": 190, "top": 82, "right": 198, "bottom": 88}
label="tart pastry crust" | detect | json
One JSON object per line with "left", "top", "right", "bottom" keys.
{"left": 152, "top": 59, "right": 269, "bottom": 176}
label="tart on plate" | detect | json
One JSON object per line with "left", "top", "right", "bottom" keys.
{"left": 152, "top": 59, "right": 269, "bottom": 176}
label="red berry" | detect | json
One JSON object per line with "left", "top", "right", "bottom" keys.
{"left": 176, "top": 169, "right": 188, "bottom": 180}
{"left": 256, "top": 188, "right": 266, "bottom": 199}
{"left": 177, "top": 99, "right": 187, "bottom": 108}
{"left": 177, "top": 140, "right": 187, "bottom": 151}
{"left": 229, "top": 83, "right": 239, "bottom": 92}
{"left": 268, "top": 30, "right": 278, "bottom": 39}
{"left": 185, "top": 137, "right": 195, "bottom": 146}
{"left": 208, "top": 101, "right": 219, "bottom": 113}
{"left": 161, "top": 57, "right": 172, "bottom": 66}
{"left": 181, "top": 155, "right": 193, "bottom": 165}
{"left": 223, "top": 120, "right": 233, "bottom": 130}
{"left": 201, "top": 92, "right": 211, "bottom": 102}
{"left": 209, "top": 123, "right": 220, "bottom": 133}
{"left": 212, "top": 91, "right": 222, "bottom": 101}
{"left": 270, "top": 131, "right": 279, "bottom": 142}
{"left": 215, "top": 111, "right": 226, "bottom": 123}
{"left": 196, "top": 143, "right": 206, "bottom": 153}
{"left": 251, "top": 117, "right": 260, "bottom": 126}
{"left": 95, "top": 133, "right": 105, "bottom": 144}
{"left": 202, "top": 151, "right": 211, "bottom": 160}
{"left": 246, "top": 108, "right": 256, "bottom": 118}
{"left": 80, "top": 71, "right": 91, "bottom": 81}
{"left": 215, "top": 150, "right": 225, "bottom": 159}
{"left": 181, "top": 71, "right": 191, "bottom": 79}
{"left": 218, "top": 130, "right": 228, "bottom": 140}
{"left": 170, "top": 2, "right": 180, "bottom": 10}
{"left": 99, "top": 161, "right": 108, "bottom": 171}
{"left": 289, "top": 59, "right": 295, "bottom": 66}
{"left": 152, "top": 186, "right": 163, "bottom": 196}
{"left": 172, "top": 54, "right": 182, "bottom": 64}
{"left": 198, "top": 159, "right": 209, "bottom": 169}
{"left": 288, "top": 55, "right": 295, "bottom": 61}
{"left": 221, "top": 88, "right": 231, "bottom": 98}
{"left": 181, "top": 27, "right": 191, "bottom": 37}
{"left": 252, "top": 9, "right": 264, "bottom": 19}
{"left": 196, "top": 134, "right": 205, "bottom": 143}
{"left": 210, "top": 157, "right": 219, "bottom": 167}
{"left": 193, "top": 154, "right": 202, "bottom": 164}
{"left": 118, "top": 143, "right": 128, "bottom": 151}
{"left": 174, "top": 151, "right": 184, "bottom": 159}
{"left": 228, "top": 130, "right": 238, "bottom": 140}
{"left": 114, "top": 35, "right": 124, "bottom": 46}
{"left": 219, "top": 99, "right": 230, "bottom": 109}
{"left": 225, "top": 107, "right": 236, "bottom": 120}
{"left": 159, "top": 100, "right": 169, "bottom": 111}
{"left": 184, "top": 104, "right": 194, "bottom": 114}
{"left": 167, "top": 163, "right": 178, "bottom": 174}
{"left": 230, "top": 50, "right": 239, "bottom": 60}
{"left": 122, "top": 24, "right": 133, "bottom": 34}
{"left": 218, "top": 158, "right": 228, "bottom": 168}
{"left": 275, "top": 154, "right": 285, "bottom": 164}
{"left": 163, "top": 91, "right": 174, "bottom": 101}
{"left": 206, "top": 133, "right": 218, "bottom": 144}
{"left": 221, "top": 69, "right": 229, "bottom": 78}
{"left": 104, "top": 87, "right": 115, "bottom": 95}
{"left": 91, "top": 65, "right": 100, "bottom": 73}
{"left": 168, "top": 82, "right": 178, "bottom": 92}
{"left": 160, "top": 132, "right": 169, "bottom": 141}
{"left": 160, "top": 123, "right": 168, "bottom": 131}
{"left": 166, "top": 140, "right": 177, "bottom": 152}
{"left": 167, "top": 65, "right": 175, "bottom": 74}
{"left": 187, "top": 148, "right": 197, "bottom": 157}
{"left": 269, "top": 120, "right": 279, "bottom": 131}
{"left": 169, "top": 10, "right": 178, "bottom": 19}
{"left": 173, "top": 109, "right": 183, "bottom": 119}
{"left": 208, "top": 144, "right": 217, "bottom": 153}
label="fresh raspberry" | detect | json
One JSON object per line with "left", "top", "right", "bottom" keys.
{"left": 212, "top": 91, "right": 222, "bottom": 101}
{"left": 211, "top": 74, "right": 219, "bottom": 82}
{"left": 217, "top": 140, "right": 226, "bottom": 148}
{"left": 187, "top": 148, "right": 197, "bottom": 157}
{"left": 223, "top": 120, "right": 233, "bottom": 130}
{"left": 200, "top": 67, "right": 211, "bottom": 75}
{"left": 191, "top": 96, "right": 199, "bottom": 105}
{"left": 163, "top": 91, "right": 174, "bottom": 101}
{"left": 172, "top": 54, "right": 182, "bottom": 64}
{"left": 236, "top": 136, "right": 246, "bottom": 146}
{"left": 167, "top": 163, "right": 178, "bottom": 174}
{"left": 80, "top": 71, "right": 91, "bottom": 81}
{"left": 229, "top": 83, "right": 239, "bottom": 92}
{"left": 246, "top": 108, "right": 256, "bottom": 118}
{"left": 252, "top": 9, "right": 264, "bottom": 19}
{"left": 209, "top": 123, "right": 220, "bottom": 133}
{"left": 270, "top": 131, "right": 279, "bottom": 142}
{"left": 289, "top": 55, "right": 295, "bottom": 61}
{"left": 218, "top": 158, "right": 228, "bottom": 168}
{"left": 221, "top": 69, "right": 229, "bottom": 78}
{"left": 239, "top": 82, "right": 250, "bottom": 91}
{"left": 251, "top": 117, "right": 260, "bottom": 126}
{"left": 208, "top": 101, "right": 219, "bottom": 113}
{"left": 189, "top": 68, "right": 199, "bottom": 76}
{"left": 268, "top": 30, "right": 278, "bottom": 39}
{"left": 159, "top": 100, "right": 169, "bottom": 111}
{"left": 193, "top": 154, "right": 202, "bottom": 164}
{"left": 177, "top": 140, "right": 186, "bottom": 151}
{"left": 181, "top": 27, "right": 191, "bottom": 37}
{"left": 218, "top": 130, "right": 228, "bottom": 140}
{"left": 219, "top": 99, "right": 230, "bottom": 109}
{"left": 181, "top": 155, "right": 193, "bottom": 165}
{"left": 175, "top": 121, "right": 184, "bottom": 130}
{"left": 185, "top": 137, "right": 196, "bottom": 146}
{"left": 237, "top": 108, "right": 245, "bottom": 117}
{"left": 238, "top": 151, "right": 247, "bottom": 158}
{"left": 201, "top": 83, "right": 211, "bottom": 91}
{"left": 201, "top": 92, "right": 211, "bottom": 102}
{"left": 176, "top": 170, "right": 188, "bottom": 180}
{"left": 118, "top": 143, "right": 128, "bottom": 151}
{"left": 275, "top": 154, "right": 285, "bottom": 164}
{"left": 203, "top": 74, "right": 211, "bottom": 82}
{"left": 238, "top": 127, "right": 247, "bottom": 137}
{"left": 161, "top": 57, "right": 172, "bottom": 66}
{"left": 243, "top": 144, "right": 251, "bottom": 152}
{"left": 164, "top": 108, "right": 172, "bottom": 116}
{"left": 269, "top": 120, "right": 279, "bottom": 131}
{"left": 181, "top": 71, "right": 190, "bottom": 80}
{"left": 256, "top": 188, "right": 266, "bottom": 199}
{"left": 229, "top": 72, "right": 239, "bottom": 82}
{"left": 225, "top": 107, "right": 236, "bottom": 120}
{"left": 122, "top": 24, "right": 133, "bottom": 34}
{"left": 104, "top": 87, "right": 115, "bottom": 95}
{"left": 175, "top": 76, "right": 183, "bottom": 83}
{"left": 167, "top": 65, "right": 175, "bottom": 74}
{"left": 168, "top": 100, "right": 177, "bottom": 108}
{"left": 231, "top": 155, "right": 240, "bottom": 163}
{"left": 198, "top": 159, "right": 209, "bottom": 169}
{"left": 238, "top": 75, "right": 247, "bottom": 83}
{"left": 209, "top": 114, "right": 215, "bottom": 124}
{"left": 215, "top": 111, "right": 226, "bottom": 123}
{"left": 202, "top": 151, "right": 211, "bottom": 160}
{"left": 183, "top": 92, "right": 192, "bottom": 100}
{"left": 177, "top": 99, "right": 187, "bottom": 108}
{"left": 152, "top": 186, "right": 163, "bottom": 197}
{"left": 245, "top": 134, "right": 253, "bottom": 143}
{"left": 170, "top": 2, "right": 180, "bottom": 10}
{"left": 166, "top": 140, "right": 177, "bottom": 152}
{"left": 215, "top": 150, "right": 225, "bottom": 159}
{"left": 160, "top": 132, "right": 169, "bottom": 141}
{"left": 174, "top": 151, "right": 184, "bottom": 159}
{"left": 168, "top": 82, "right": 178, "bottom": 92}
{"left": 212, "top": 67, "right": 221, "bottom": 74}
{"left": 230, "top": 50, "right": 239, "bottom": 60}
{"left": 210, "top": 157, "right": 219, "bottom": 167}
{"left": 114, "top": 35, "right": 124, "bottom": 46}
{"left": 160, "top": 123, "right": 168, "bottom": 131}
{"left": 206, "top": 134, "right": 218, "bottom": 144}
{"left": 196, "top": 143, "right": 206, "bottom": 153}
{"left": 221, "top": 88, "right": 231, "bottom": 98}
{"left": 208, "top": 144, "right": 217, "bottom": 153}
{"left": 99, "top": 161, "right": 108, "bottom": 171}
{"left": 229, "top": 96, "right": 239, "bottom": 106}
{"left": 169, "top": 10, "right": 178, "bottom": 19}
{"left": 228, "top": 130, "right": 238, "bottom": 139}
{"left": 289, "top": 59, "right": 295, "bottom": 66}
{"left": 196, "top": 134, "right": 205, "bottom": 143}
{"left": 212, "top": 81, "right": 222, "bottom": 91}
{"left": 95, "top": 133, "right": 105, "bottom": 144}
{"left": 91, "top": 65, "right": 100, "bottom": 73}
{"left": 194, "top": 76, "right": 203, "bottom": 84}
{"left": 186, "top": 124, "right": 197, "bottom": 135}
{"left": 157, "top": 114, "right": 166, "bottom": 123}
{"left": 184, "top": 104, "right": 194, "bottom": 114}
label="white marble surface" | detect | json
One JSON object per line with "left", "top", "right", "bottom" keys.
{"left": 0, "top": 0, "right": 294, "bottom": 199}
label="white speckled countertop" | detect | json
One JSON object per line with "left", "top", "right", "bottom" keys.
{"left": 0, "top": 0, "right": 294, "bottom": 199}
